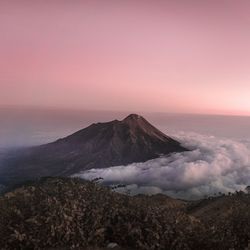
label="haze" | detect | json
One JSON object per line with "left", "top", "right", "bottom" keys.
{"left": 1, "top": 1, "right": 250, "bottom": 115}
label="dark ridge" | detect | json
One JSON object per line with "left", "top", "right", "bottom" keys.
{"left": 1, "top": 177, "right": 250, "bottom": 250}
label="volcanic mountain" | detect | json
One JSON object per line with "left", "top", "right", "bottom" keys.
{"left": 0, "top": 114, "right": 187, "bottom": 185}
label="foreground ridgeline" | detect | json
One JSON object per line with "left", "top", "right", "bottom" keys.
{"left": 1, "top": 177, "right": 250, "bottom": 250}
{"left": 0, "top": 114, "right": 187, "bottom": 187}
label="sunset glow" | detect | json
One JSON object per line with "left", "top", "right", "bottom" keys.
{"left": 1, "top": 1, "right": 250, "bottom": 115}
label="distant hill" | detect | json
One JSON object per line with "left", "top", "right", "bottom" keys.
{"left": 1, "top": 177, "right": 250, "bottom": 250}
{"left": 0, "top": 114, "right": 187, "bottom": 186}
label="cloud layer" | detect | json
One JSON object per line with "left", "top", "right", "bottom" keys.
{"left": 74, "top": 132, "right": 250, "bottom": 199}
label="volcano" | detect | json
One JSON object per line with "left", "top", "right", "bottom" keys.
{"left": 0, "top": 114, "right": 187, "bottom": 185}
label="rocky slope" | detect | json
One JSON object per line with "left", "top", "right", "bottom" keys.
{"left": 0, "top": 114, "right": 187, "bottom": 186}
{"left": 1, "top": 177, "right": 250, "bottom": 250}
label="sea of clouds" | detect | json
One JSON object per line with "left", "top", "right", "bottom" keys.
{"left": 74, "top": 132, "right": 250, "bottom": 199}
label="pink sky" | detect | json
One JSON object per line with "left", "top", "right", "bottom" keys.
{"left": 1, "top": 0, "right": 250, "bottom": 115}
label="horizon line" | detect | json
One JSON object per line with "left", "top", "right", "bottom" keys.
{"left": 0, "top": 104, "right": 250, "bottom": 118}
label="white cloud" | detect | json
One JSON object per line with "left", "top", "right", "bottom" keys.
{"left": 74, "top": 132, "right": 250, "bottom": 199}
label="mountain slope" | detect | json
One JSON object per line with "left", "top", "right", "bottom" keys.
{"left": 0, "top": 177, "right": 194, "bottom": 250}
{"left": 1, "top": 177, "right": 250, "bottom": 250}
{"left": 0, "top": 114, "right": 187, "bottom": 185}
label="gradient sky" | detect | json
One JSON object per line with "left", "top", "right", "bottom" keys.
{"left": 1, "top": 0, "right": 250, "bottom": 115}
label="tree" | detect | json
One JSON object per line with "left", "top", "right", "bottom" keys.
{"left": 245, "top": 186, "right": 250, "bottom": 194}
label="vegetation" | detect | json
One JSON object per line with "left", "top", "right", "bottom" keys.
{"left": 0, "top": 177, "right": 250, "bottom": 250}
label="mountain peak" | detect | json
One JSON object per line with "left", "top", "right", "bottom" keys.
{"left": 122, "top": 114, "right": 147, "bottom": 127}
{"left": 123, "top": 114, "right": 143, "bottom": 121}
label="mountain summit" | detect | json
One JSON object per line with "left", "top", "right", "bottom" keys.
{"left": 122, "top": 114, "right": 174, "bottom": 140}
{"left": 0, "top": 114, "right": 187, "bottom": 185}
